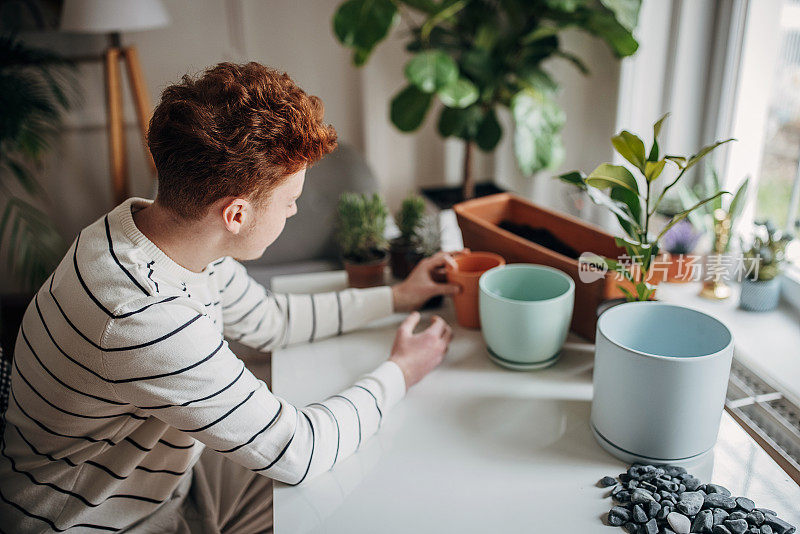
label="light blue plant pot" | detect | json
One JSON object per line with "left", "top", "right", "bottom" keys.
{"left": 739, "top": 277, "right": 781, "bottom": 312}
{"left": 591, "top": 302, "right": 733, "bottom": 464}
{"left": 479, "top": 264, "right": 574, "bottom": 370}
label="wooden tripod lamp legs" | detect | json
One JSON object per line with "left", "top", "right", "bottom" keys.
{"left": 104, "top": 45, "right": 156, "bottom": 206}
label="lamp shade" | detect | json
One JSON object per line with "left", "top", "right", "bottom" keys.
{"left": 60, "top": 0, "right": 169, "bottom": 33}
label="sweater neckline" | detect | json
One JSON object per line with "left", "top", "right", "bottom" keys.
{"left": 111, "top": 198, "right": 212, "bottom": 284}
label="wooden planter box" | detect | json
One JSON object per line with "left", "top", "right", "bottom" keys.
{"left": 453, "top": 193, "right": 627, "bottom": 341}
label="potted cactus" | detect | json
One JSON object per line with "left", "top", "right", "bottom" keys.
{"left": 337, "top": 193, "right": 390, "bottom": 288}
{"left": 739, "top": 220, "right": 793, "bottom": 312}
{"left": 389, "top": 195, "right": 441, "bottom": 279}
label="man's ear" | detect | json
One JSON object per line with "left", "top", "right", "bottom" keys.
{"left": 221, "top": 198, "right": 249, "bottom": 234}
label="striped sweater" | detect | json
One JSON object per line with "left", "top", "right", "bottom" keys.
{"left": 0, "top": 198, "right": 406, "bottom": 532}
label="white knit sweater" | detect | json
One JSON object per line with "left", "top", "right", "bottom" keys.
{"left": 0, "top": 198, "right": 406, "bottom": 532}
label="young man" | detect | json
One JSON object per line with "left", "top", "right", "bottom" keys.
{"left": 0, "top": 62, "right": 457, "bottom": 533}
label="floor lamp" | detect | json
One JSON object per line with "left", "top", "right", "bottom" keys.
{"left": 60, "top": 0, "right": 169, "bottom": 205}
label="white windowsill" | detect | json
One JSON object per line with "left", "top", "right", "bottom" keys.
{"left": 658, "top": 282, "right": 800, "bottom": 408}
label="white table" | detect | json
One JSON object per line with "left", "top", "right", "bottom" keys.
{"left": 270, "top": 271, "right": 800, "bottom": 533}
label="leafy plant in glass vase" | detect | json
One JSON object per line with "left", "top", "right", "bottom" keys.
{"left": 0, "top": 35, "right": 75, "bottom": 291}
{"left": 332, "top": 0, "right": 642, "bottom": 204}
{"left": 556, "top": 114, "right": 734, "bottom": 301}
{"left": 337, "top": 192, "right": 390, "bottom": 288}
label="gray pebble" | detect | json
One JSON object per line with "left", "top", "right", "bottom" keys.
{"left": 692, "top": 509, "right": 714, "bottom": 533}
{"left": 633, "top": 504, "right": 648, "bottom": 523}
{"left": 737, "top": 497, "right": 756, "bottom": 513}
{"left": 713, "top": 509, "right": 731, "bottom": 526}
{"left": 632, "top": 488, "right": 656, "bottom": 504}
{"left": 657, "top": 505, "right": 671, "bottom": 520}
{"left": 725, "top": 519, "right": 750, "bottom": 534}
{"left": 764, "top": 515, "right": 796, "bottom": 534}
{"left": 678, "top": 491, "right": 704, "bottom": 516}
{"left": 600, "top": 475, "right": 617, "bottom": 487}
{"left": 714, "top": 527, "right": 733, "bottom": 534}
{"left": 730, "top": 512, "right": 748, "bottom": 520}
{"left": 748, "top": 511, "right": 766, "bottom": 526}
{"left": 664, "top": 465, "right": 687, "bottom": 477}
{"left": 705, "top": 493, "right": 738, "bottom": 510}
{"left": 761, "top": 526, "right": 773, "bottom": 534}
{"left": 647, "top": 500, "right": 661, "bottom": 518}
{"left": 707, "top": 484, "right": 732, "bottom": 496}
{"left": 643, "top": 518, "right": 658, "bottom": 534}
{"left": 668, "top": 511, "right": 692, "bottom": 534}
{"left": 608, "top": 506, "right": 631, "bottom": 526}
{"left": 616, "top": 490, "right": 632, "bottom": 503}
{"left": 758, "top": 509, "right": 777, "bottom": 516}
{"left": 624, "top": 522, "right": 638, "bottom": 533}
{"left": 684, "top": 476, "right": 703, "bottom": 491}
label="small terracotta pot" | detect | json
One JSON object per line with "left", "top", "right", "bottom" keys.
{"left": 344, "top": 253, "right": 389, "bottom": 288}
{"left": 389, "top": 240, "right": 425, "bottom": 280}
{"left": 445, "top": 251, "right": 505, "bottom": 329}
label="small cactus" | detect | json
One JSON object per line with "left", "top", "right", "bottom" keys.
{"left": 336, "top": 193, "right": 388, "bottom": 263}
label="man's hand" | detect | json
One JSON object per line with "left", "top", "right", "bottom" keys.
{"left": 388, "top": 312, "right": 452, "bottom": 390}
{"left": 391, "top": 251, "right": 463, "bottom": 312}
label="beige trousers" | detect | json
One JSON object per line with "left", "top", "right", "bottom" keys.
{"left": 122, "top": 446, "right": 273, "bottom": 534}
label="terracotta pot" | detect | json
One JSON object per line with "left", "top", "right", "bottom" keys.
{"left": 389, "top": 240, "right": 425, "bottom": 280}
{"left": 445, "top": 251, "right": 505, "bottom": 329}
{"left": 454, "top": 193, "right": 635, "bottom": 340}
{"left": 344, "top": 253, "right": 389, "bottom": 288}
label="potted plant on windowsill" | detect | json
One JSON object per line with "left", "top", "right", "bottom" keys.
{"left": 389, "top": 194, "right": 441, "bottom": 279}
{"left": 739, "top": 220, "right": 794, "bottom": 312}
{"left": 337, "top": 192, "right": 390, "bottom": 288}
{"left": 332, "top": 0, "right": 642, "bottom": 207}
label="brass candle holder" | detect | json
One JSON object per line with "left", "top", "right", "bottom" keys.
{"left": 700, "top": 209, "right": 732, "bottom": 300}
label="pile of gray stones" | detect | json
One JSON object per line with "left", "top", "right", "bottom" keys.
{"left": 599, "top": 464, "right": 796, "bottom": 534}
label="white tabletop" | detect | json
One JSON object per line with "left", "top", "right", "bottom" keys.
{"left": 270, "top": 271, "right": 800, "bottom": 533}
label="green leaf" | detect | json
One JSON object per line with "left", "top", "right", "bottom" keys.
{"left": 522, "top": 25, "right": 562, "bottom": 44}
{"left": 644, "top": 160, "right": 666, "bottom": 182}
{"left": 460, "top": 48, "right": 495, "bottom": 87}
{"left": 333, "top": 0, "right": 398, "bottom": 62}
{"left": 586, "top": 163, "right": 640, "bottom": 196}
{"left": 611, "top": 130, "right": 646, "bottom": 171}
{"left": 610, "top": 185, "right": 642, "bottom": 235}
{"left": 390, "top": 85, "right": 433, "bottom": 132}
{"left": 420, "top": 0, "right": 469, "bottom": 41}
{"left": 584, "top": 9, "right": 640, "bottom": 57}
{"left": 437, "top": 104, "right": 484, "bottom": 139}
{"left": 586, "top": 187, "right": 641, "bottom": 234}
{"left": 684, "top": 138, "right": 736, "bottom": 170}
{"left": 664, "top": 155, "right": 687, "bottom": 168}
{"left": 677, "top": 184, "right": 706, "bottom": 231}
{"left": 657, "top": 191, "right": 729, "bottom": 241}
{"left": 653, "top": 112, "right": 669, "bottom": 141}
{"left": 556, "top": 171, "right": 587, "bottom": 188}
{"left": 599, "top": 0, "right": 642, "bottom": 32}
{"left": 475, "top": 109, "right": 502, "bottom": 151}
{"left": 405, "top": 50, "right": 459, "bottom": 93}
{"left": 518, "top": 67, "right": 558, "bottom": 94}
{"left": 437, "top": 77, "right": 479, "bottom": 108}
{"left": 554, "top": 50, "right": 590, "bottom": 75}
{"left": 647, "top": 139, "right": 659, "bottom": 162}
{"left": 728, "top": 177, "right": 750, "bottom": 222}
{"left": 511, "top": 89, "right": 566, "bottom": 175}
{"left": 618, "top": 284, "right": 637, "bottom": 302}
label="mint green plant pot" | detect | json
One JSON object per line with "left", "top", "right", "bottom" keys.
{"left": 478, "top": 264, "right": 574, "bottom": 370}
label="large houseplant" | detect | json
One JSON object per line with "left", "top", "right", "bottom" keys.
{"left": 332, "top": 0, "right": 642, "bottom": 204}
{"left": 556, "top": 113, "right": 734, "bottom": 301}
{"left": 0, "top": 34, "right": 75, "bottom": 356}
{"left": 337, "top": 192, "right": 390, "bottom": 288}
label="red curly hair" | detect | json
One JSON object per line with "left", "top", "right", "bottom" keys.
{"left": 148, "top": 62, "right": 338, "bottom": 219}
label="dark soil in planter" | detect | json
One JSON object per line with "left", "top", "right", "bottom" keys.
{"left": 498, "top": 221, "right": 579, "bottom": 259}
{"left": 421, "top": 181, "right": 506, "bottom": 210}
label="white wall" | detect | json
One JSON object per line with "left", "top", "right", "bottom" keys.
{"left": 5, "top": 0, "right": 623, "bottom": 288}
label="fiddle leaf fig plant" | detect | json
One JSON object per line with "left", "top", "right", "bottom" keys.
{"left": 333, "top": 0, "right": 642, "bottom": 200}
{"left": 556, "top": 113, "right": 734, "bottom": 301}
